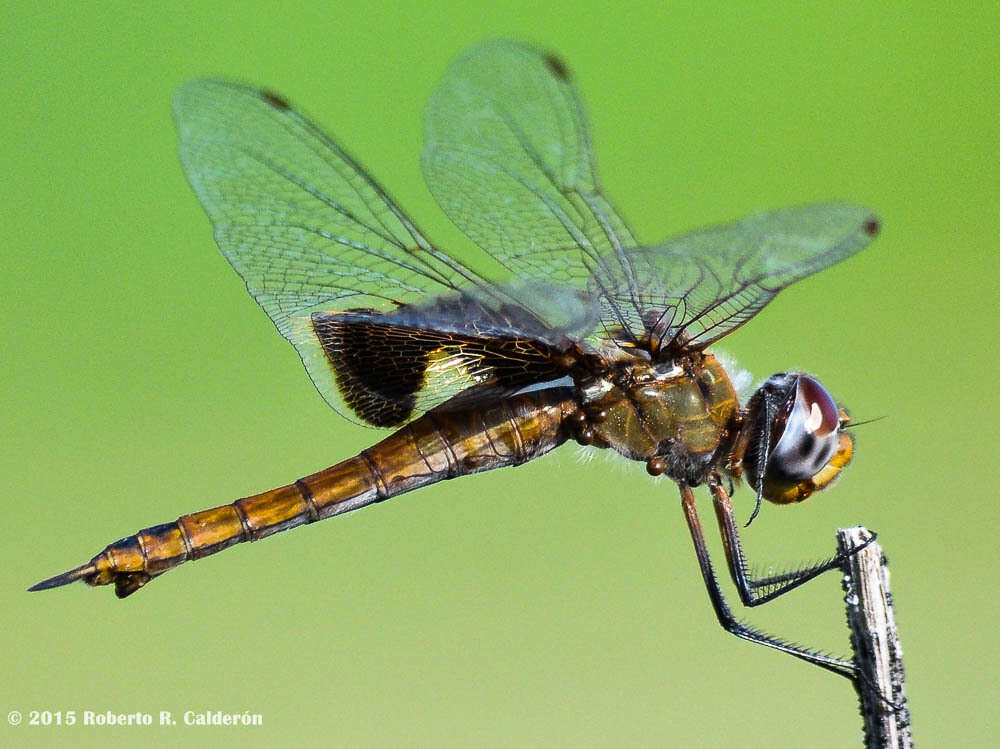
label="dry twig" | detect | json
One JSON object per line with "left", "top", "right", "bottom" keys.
{"left": 837, "top": 526, "right": 912, "bottom": 748}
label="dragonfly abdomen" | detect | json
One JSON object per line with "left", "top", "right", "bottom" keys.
{"left": 31, "top": 387, "right": 576, "bottom": 598}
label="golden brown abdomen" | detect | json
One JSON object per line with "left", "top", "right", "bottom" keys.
{"left": 31, "top": 387, "right": 576, "bottom": 598}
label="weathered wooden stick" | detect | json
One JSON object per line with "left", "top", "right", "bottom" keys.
{"left": 837, "top": 526, "right": 913, "bottom": 749}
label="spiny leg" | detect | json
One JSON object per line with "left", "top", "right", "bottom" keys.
{"left": 707, "top": 477, "right": 875, "bottom": 606}
{"left": 679, "top": 484, "right": 857, "bottom": 678}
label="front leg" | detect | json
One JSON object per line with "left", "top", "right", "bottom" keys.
{"left": 707, "top": 477, "right": 875, "bottom": 606}
{"left": 678, "top": 484, "right": 857, "bottom": 678}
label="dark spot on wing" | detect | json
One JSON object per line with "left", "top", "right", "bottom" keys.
{"left": 312, "top": 312, "right": 433, "bottom": 426}
{"left": 863, "top": 217, "right": 880, "bottom": 236}
{"left": 260, "top": 89, "right": 292, "bottom": 111}
{"left": 311, "top": 310, "right": 567, "bottom": 427}
{"left": 544, "top": 53, "right": 570, "bottom": 81}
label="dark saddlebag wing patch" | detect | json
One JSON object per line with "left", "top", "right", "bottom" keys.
{"left": 311, "top": 311, "right": 567, "bottom": 427}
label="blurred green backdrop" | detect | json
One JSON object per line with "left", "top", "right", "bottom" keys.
{"left": 4, "top": 1, "right": 996, "bottom": 747}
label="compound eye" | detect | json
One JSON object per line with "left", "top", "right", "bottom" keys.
{"left": 768, "top": 376, "right": 842, "bottom": 482}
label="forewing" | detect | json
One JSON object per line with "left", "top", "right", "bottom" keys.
{"left": 422, "top": 39, "right": 640, "bottom": 317}
{"left": 604, "top": 203, "right": 880, "bottom": 353}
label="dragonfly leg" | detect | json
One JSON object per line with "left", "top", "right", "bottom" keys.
{"left": 679, "top": 484, "right": 857, "bottom": 678}
{"left": 706, "top": 477, "right": 875, "bottom": 607}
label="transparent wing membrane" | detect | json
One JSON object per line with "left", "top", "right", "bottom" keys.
{"left": 174, "top": 80, "right": 473, "bottom": 317}
{"left": 423, "top": 40, "right": 639, "bottom": 294}
{"left": 609, "top": 203, "right": 879, "bottom": 352}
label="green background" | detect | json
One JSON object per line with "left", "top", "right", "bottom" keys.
{"left": 4, "top": 2, "right": 996, "bottom": 747}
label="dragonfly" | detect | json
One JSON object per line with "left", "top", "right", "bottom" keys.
{"left": 31, "top": 40, "right": 880, "bottom": 680}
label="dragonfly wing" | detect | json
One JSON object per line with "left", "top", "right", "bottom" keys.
{"left": 174, "top": 80, "right": 492, "bottom": 424}
{"left": 422, "top": 39, "right": 642, "bottom": 339}
{"left": 605, "top": 203, "right": 880, "bottom": 353}
{"left": 174, "top": 80, "right": 589, "bottom": 427}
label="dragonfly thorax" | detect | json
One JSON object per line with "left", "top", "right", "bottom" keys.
{"left": 573, "top": 353, "right": 741, "bottom": 485}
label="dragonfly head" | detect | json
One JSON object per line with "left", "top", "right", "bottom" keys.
{"left": 741, "top": 373, "right": 854, "bottom": 504}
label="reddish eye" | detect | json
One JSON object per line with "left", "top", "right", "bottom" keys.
{"left": 767, "top": 375, "right": 842, "bottom": 482}
{"left": 797, "top": 376, "right": 840, "bottom": 436}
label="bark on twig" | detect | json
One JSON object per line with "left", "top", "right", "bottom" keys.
{"left": 837, "top": 526, "right": 913, "bottom": 748}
